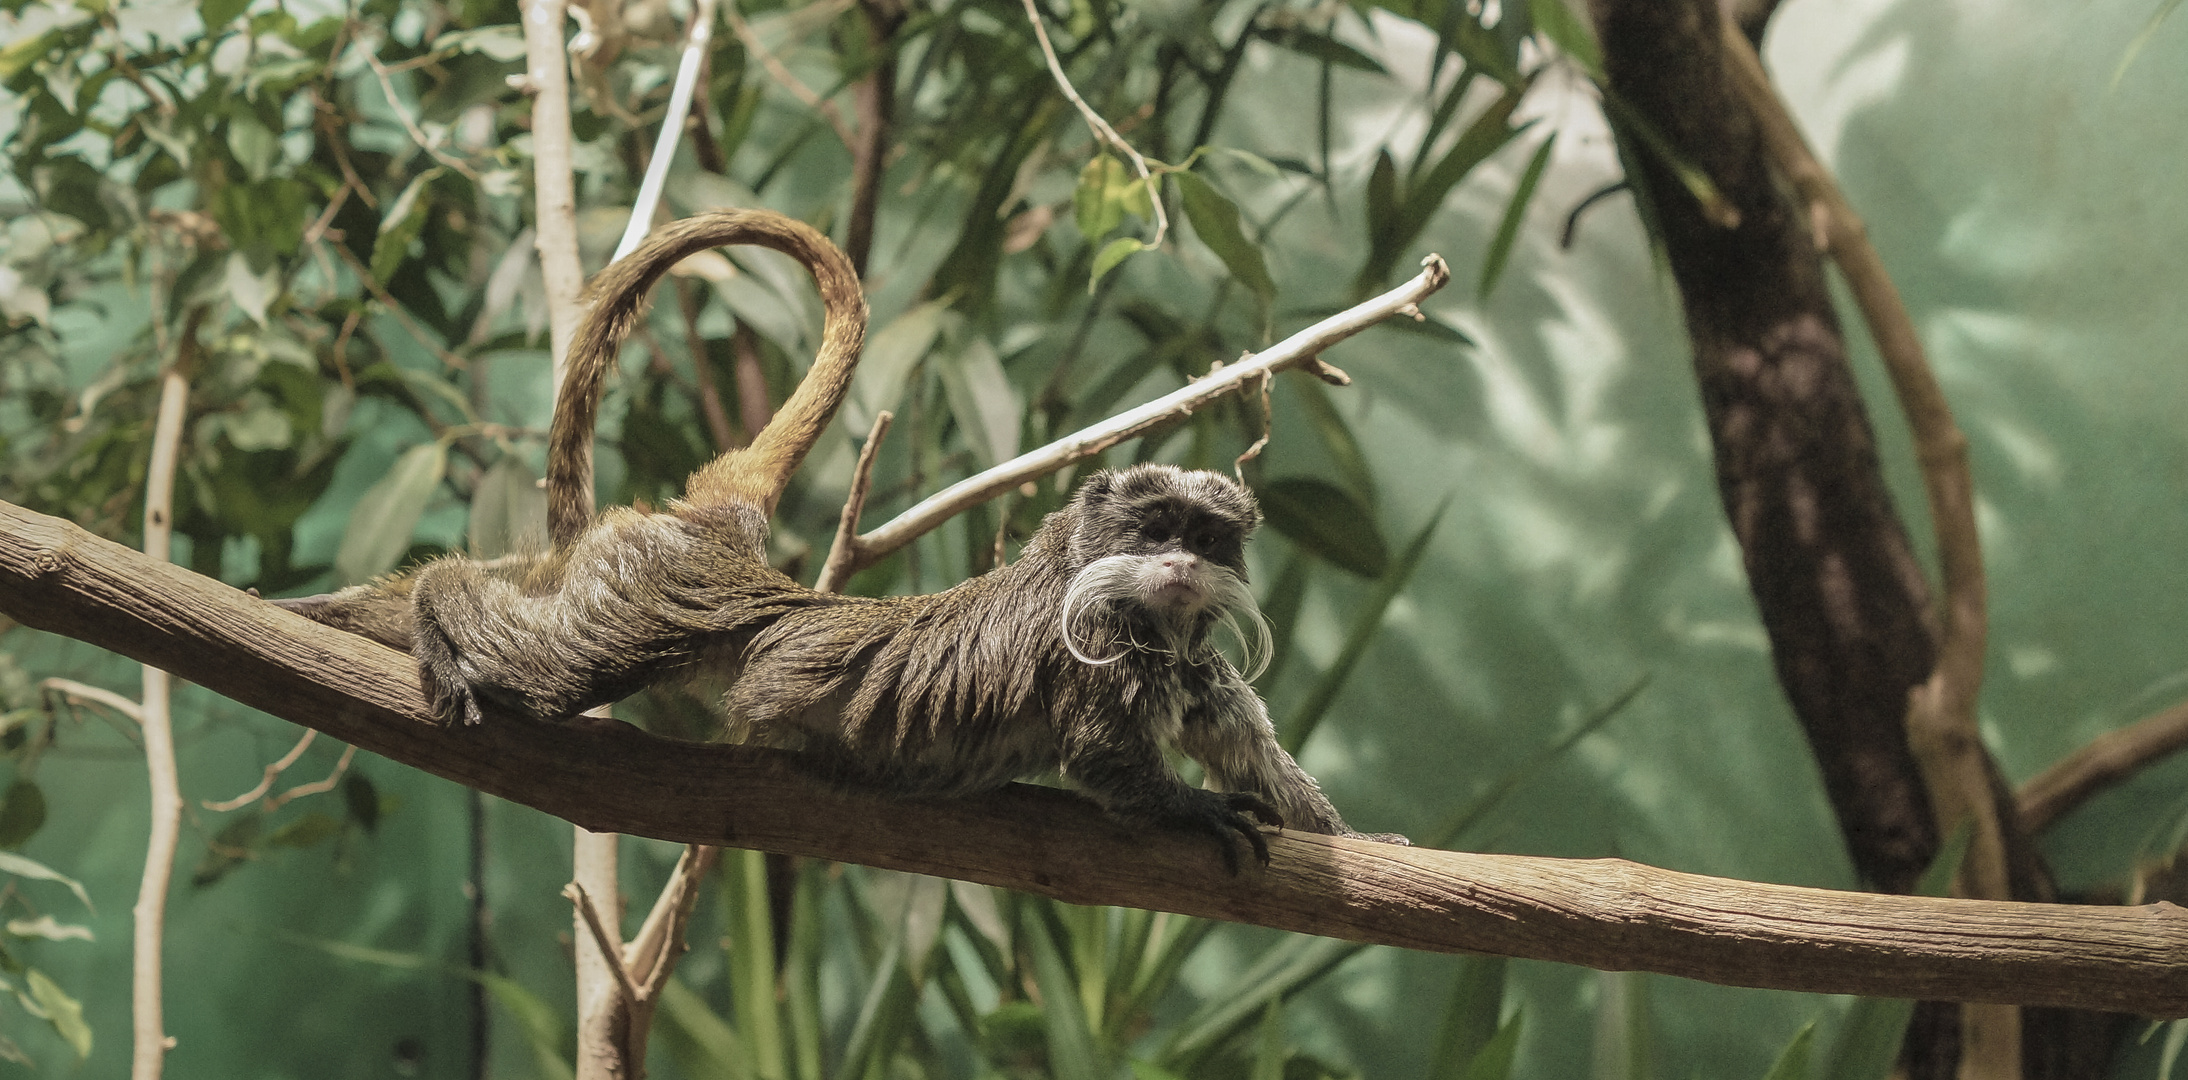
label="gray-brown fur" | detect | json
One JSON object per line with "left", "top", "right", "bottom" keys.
{"left": 281, "top": 210, "right": 1395, "bottom": 869}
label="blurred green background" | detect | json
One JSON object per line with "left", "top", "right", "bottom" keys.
{"left": 0, "top": 0, "right": 2183, "bottom": 1074}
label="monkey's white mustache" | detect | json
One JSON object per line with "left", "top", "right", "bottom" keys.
{"left": 1060, "top": 554, "right": 1272, "bottom": 680}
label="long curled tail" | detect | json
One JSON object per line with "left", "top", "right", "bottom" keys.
{"left": 548, "top": 208, "right": 869, "bottom": 548}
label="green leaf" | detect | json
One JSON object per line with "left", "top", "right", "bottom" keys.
{"left": 1461, "top": 1012, "right": 1523, "bottom": 1080}
{"left": 194, "top": 814, "right": 264, "bottom": 887}
{"left": 936, "top": 335, "right": 1023, "bottom": 468}
{"left": 1258, "top": 477, "right": 1388, "bottom": 578}
{"left": 1280, "top": 502, "right": 1443, "bottom": 753}
{"left": 1365, "top": 149, "right": 1399, "bottom": 239}
{"left": 657, "top": 977, "right": 751, "bottom": 1080}
{"left": 1025, "top": 909, "right": 1105, "bottom": 1080}
{"left": 723, "top": 849, "right": 788, "bottom": 1078}
{"left": 1075, "top": 155, "right": 1128, "bottom": 240}
{"left": 1527, "top": 0, "right": 1602, "bottom": 77}
{"left": 25, "top": 969, "right": 89, "bottom": 1059}
{"left": 1176, "top": 171, "right": 1276, "bottom": 307}
{"left": 1090, "top": 236, "right": 1147, "bottom": 292}
{"left": 1478, "top": 133, "right": 1557, "bottom": 300}
{"left": 0, "top": 851, "right": 92, "bottom": 911}
{"left": 2112, "top": 0, "right": 2186, "bottom": 87}
{"left": 1760, "top": 1021, "right": 1816, "bottom": 1080}
{"left": 334, "top": 442, "right": 448, "bottom": 585}
{"left": 850, "top": 298, "right": 950, "bottom": 434}
{"left": 370, "top": 168, "right": 442, "bottom": 284}
{"left": 1431, "top": 676, "right": 1648, "bottom": 847}
{"left": 342, "top": 772, "right": 380, "bottom": 834}
{"left": 467, "top": 455, "right": 547, "bottom": 558}
{"left": 0, "top": 780, "right": 46, "bottom": 849}
{"left": 1251, "top": 26, "right": 1388, "bottom": 73}
{"left": 1819, "top": 998, "right": 1914, "bottom": 1080}
{"left": 211, "top": 178, "right": 311, "bottom": 256}
{"left": 5, "top": 916, "right": 91, "bottom": 942}
{"left": 225, "top": 111, "right": 278, "bottom": 179}
{"left": 225, "top": 251, "right": 279, "bottom": 327}
{"left": 1427, "top": 955, "right": 1508, "bottom": 1080}
{"left": 1598, "top": 92, "right": 1739, "bottom": 229}
{"left": 1157, "top": 936, "right": 1359, "bottom": 1070}
{"left": 1251, "top": 1000, "right": 1285, "bottom": 1080}
{"left": 265, "top": 811, "right": 343, "bottom": 849}
{"left": 433, "top": 25, "right": 528, "bottom": 61}
{"left": 201, "top": 0, "right": 250, "bottom": 30}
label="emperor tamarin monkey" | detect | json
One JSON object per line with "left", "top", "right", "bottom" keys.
{"left": 282, "top": 209, "right": 1398, "bottom": 868}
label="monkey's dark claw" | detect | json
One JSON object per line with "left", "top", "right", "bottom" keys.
{"left": 1168, "top": 789, "right": 1280, "bottom": 874}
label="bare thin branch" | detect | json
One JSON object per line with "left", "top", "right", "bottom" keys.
{"left": 1019, "top": 0, "right": 1168, "bottom": 247}
{"left": 131, "top": 360, "right": 189, "bottom": 1080}
{"left": 356, "top": 32, "right": 484, "bottom": 181}
{"left": 267, "top": 743, "right": 357, "bottom": 810}
{"left": 727, "top": 4, "right": 857, "bottom": 151}
{"left": 42, "top": 677, "right": 144, "bottom": 724}
{"left": 566, "top": 883, "right": 644, "bottom": 1004}
{"left": 2019, "top": 698, "right": 2188, "bottom": 835}
{"left": 840, "top": 255, "right": 1450, "bottom": 577}
{"left": 203, "top": 729, "right": 318, "bottom": 812}
{"left": 815, "top": 410, "right": 895, "bottom": 593}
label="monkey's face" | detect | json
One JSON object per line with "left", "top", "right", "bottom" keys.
{"left": 1058, "top": 465, "right": 1271, "bottom": 675}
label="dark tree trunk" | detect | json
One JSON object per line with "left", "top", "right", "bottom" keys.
{"left": 1582, "top": 2, "right": 2126, "bottom": 1076}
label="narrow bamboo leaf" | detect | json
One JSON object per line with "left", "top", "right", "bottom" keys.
{"left": 1250, "top": 25, "right": 1388, "bottom": 73}
{"left": 1427, "top": 955, "right": 1508, "bottom": 1080}
{"left": 1157, "top": 936, "right": 1358, "bottom": 1070}
{"left": 725, "top": 848, "right": 789, "bottom": 1079}
{"left": 334, "top": 442, "right": 447, "bottom": 584}
{"left": 1258, "top": 477, "right": 1388, "bottom": 579}
{"left": 1176, "top": 171, "right": 1276, "bottom": 306}
{"left": 786, "top": 860, "right": 826, "bottom": 1080}
{"left": 25, "top": 970, "right": 89, "bottom": 1059}
{"left": 1289, "top": 379, "right": 1377, "bottom": 506}
{"left": 1281, "top": 502, "right": 1444, "bottom": 754}
{"left": 1251, "top": 1000, "right": 1286, "bottom": 1080}
{"left": 0, "top": 779, "right": 46, "bottom": 848}
{"left": 1365, "top": 149, "right": 1399, "bottom": 241}
{"left": 2158, "top": 1019, "right": 2188, "bottom": 1080}
{"left": 656, "top": 979, "right": 753, "bottom": 1080}
{"left": 1760, "top": 1021, "right": 1817, "bottom": 1080}
{"left": 1478, "top": 133, "right": 1557, "bottom": 300}
{"left": 2113, "top": 0, "right": 2187, "bottom": 88}
{"left": 1399, "top": 90, "right": 1527, "bottom": 244}
{"left": 1255, "top": 553, "right": 1311, "bottom": 692}
{"left": 1090, "top": 236, "right": 1147, "bottom": 292}
{"left": 0, "top": 851, "right": 92, "bottom": 911}
{"left": 1526, "top": 0, "right": 1602, "bottom": 77}
{"left": 467, "top": 455, "right": 547, "bottom": 558}
{"left": 1598, "top": 92, "right": 1739, "bottom": 229}
{"left": 837, "top": 942, "right": 917, "bottom": 1080}
{"left": 264, "top": 811, "right": 343, "bottom": 848}
{"left": 936, "top": 335, "right": 1024, "bottom": 467}
{"left": 851, "top": 299, "right": 951, "bottom": 431}
{"left": 1431, "top": 675, "right": 1648, "bottom": 847}
{"left": 1121, "top": 914, "right": 1217, "bottom": 1023}
{"left": 1591, "top": 970, "right": 1653, "bottom": 1080}
{"left": 1025, "top": 910, "right": 1105, "bottom": 1080}
{"left": 1076, "top": 155, "right": 1128, "bottom": 240}
{"left": 1818, "top": 998, "right": 1914, "bottom": 1080}
{"left": 1446, "top": 15, "right": 1524, "bottom": 87}
{"left": 1461, "top": 1012, "right": 1524, "bottom": 1080}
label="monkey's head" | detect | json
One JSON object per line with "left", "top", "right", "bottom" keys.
{"left": 1057, "top": 465, "right": 1271, "bottom": 677}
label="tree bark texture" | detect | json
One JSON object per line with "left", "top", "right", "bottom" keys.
{"left": 1585, "top": 2, "right": 2118, "bottom": 1075}
{"left": 3, "top": 499, "right": 2186, "bottom": 1018}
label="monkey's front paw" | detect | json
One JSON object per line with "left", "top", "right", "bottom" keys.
{"left": 1168, "top": 790, "right": 1282, "bottom": 874}
{"left": 412, "top": 630, "right": 488, "bottom": 726}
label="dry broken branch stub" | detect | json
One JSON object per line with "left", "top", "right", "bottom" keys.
{"left": 2, "top": 498, "right": 2185, "bottom": 1017}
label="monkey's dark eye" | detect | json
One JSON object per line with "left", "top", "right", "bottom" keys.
{"left": 1190, "top": 529, "right": 1219, "bottom": 553}
{"left": 1143, "top": 521, "right": 1174, "bottom": 544}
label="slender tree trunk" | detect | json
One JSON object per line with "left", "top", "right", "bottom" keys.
{"left": 1583, "top": 2, "right": 2123, "bottom": 1075}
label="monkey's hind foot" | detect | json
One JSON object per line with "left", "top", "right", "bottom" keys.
{"left": 1166, "top": 790, "right": 1282, "bottom": 874}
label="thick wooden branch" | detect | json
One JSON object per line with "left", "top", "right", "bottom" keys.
{"left": 4, "top": 499, "right": 2186, "bottom": 1017}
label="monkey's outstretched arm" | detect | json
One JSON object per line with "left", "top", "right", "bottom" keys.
{"left": 1055, "top": 692, "right": 1280, "bottom": 872}
{"left": 1181, "top": 664, "right": 1408, "bottom": 843}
